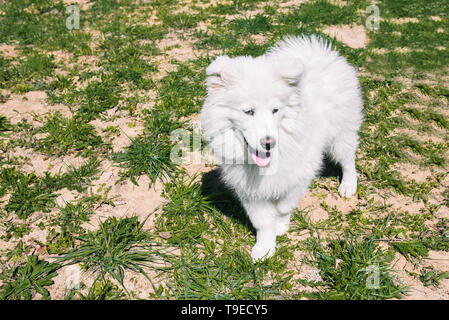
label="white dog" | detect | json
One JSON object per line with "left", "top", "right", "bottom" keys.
{"left": 200, "top": 35, "right": 363, "bottom": 261}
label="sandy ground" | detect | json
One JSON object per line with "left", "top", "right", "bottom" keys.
{"left": 322, "top": 25, "right": 369, "bottom": 49}
{"left": 1, "top": 7, "right": 448, "bottom": 299}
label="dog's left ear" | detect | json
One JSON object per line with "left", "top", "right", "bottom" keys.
{"left": 276, "top": 59, "right": 304, "bottom": 87}
{"left": 206, "top": 55, "right": 234, "bottom": 90}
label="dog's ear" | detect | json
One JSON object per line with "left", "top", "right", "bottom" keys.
{"left": 206, "top": 55, "right": 233, "bottom": 90}
{"left": 276, "top": 58, "right": 304, "bottom": 87}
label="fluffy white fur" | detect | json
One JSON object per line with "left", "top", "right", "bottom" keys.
{"left": 200, "top": 35, "right": 363, "bottom": 261}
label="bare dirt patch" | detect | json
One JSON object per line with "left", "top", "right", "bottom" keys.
{"left": 0, "top": 43, "right": 19, "bottom": 58}
{"left": 322, "top": 24, "right": 369, "bottom": 49}
{"left": 1, "top": 91, "right": 71, "bottom": 124}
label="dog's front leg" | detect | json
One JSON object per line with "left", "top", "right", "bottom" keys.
{"left": 241, "top": 199, "right": 277, "bottom": 262}
{"left": 275, "top": 183, "right": 309, "bottom": 236}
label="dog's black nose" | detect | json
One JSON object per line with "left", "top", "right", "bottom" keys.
{"left": 260, "top": 136, "right": 276, "bottom": 150}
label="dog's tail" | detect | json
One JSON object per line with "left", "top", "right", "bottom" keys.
{"left": 268, "top": 35, "right": 339, "bottom": 67}
{"left": 269, "top": 35, "right": 335, "bottom": 56}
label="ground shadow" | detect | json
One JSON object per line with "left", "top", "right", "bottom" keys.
{"left": 318, "top": 154, "right": 343, "bottom": 180}
{"left": 200, "top": 169, "right": 255, "bottom": 233}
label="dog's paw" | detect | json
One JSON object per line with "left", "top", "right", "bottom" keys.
{"left": 275, "top": 222, "right": 289, "bottom": 236}
{"left": 338, "top": 177, "right": 357, "bottom": 198}
{"left": 251, "top": 244, "right": 276, "bottom": 262}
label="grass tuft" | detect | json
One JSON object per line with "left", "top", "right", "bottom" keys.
{"left": 0, "top": 255, "right": 60, "bottom": 300}
{"left": 302, "top": 237, "right": 406, "bottom": 300}
{"left": 56, "top": 215, "right": 163, "bottom": 293}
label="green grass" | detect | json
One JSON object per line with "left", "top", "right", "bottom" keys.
{"left": 56, "top": 215, "right": 164, "bottom": 293}
{"left": 278, "top": 0, "right": 362, "bottom": 30}
{"left": 366, "top": 0, "right": 449, "bottom": 78}
{"left": 0, "top": 255, "right": 60, "bottom": 300}
{"left": 34, "top": 111, "right": 107, "bottom": 156}
{"left": 45, "top": 198, "right": 96, "bottom": 254}
{"left": 0, "top": 157, "right": 101, "bottom": 220}
{"left": 419, "top": 266, "right": 449, "bottom": 287}
{"left": 48, "top": 157, "right": 101, "bottom": 193}
{"left": 1, "top": 52, "right": 57, "bottom": 93}
{"left": 157, "top": 174, "right": 219, "bottom": 245}
{"left": 0, "top": 0, "right": 92, "bottom": 54}
{"left": 64, "top": 278, "right": 127, "bottom": 300}
{"left": 153, "top": 60, "right": 208, "bottom": 117}
{"left": 3, "top": 170, "right": 58, "bottom": 220}
{"left": 112, "top": 132, "right": 179, "bottom": 187}
{"left": 300, "top": 237, "right": 406, "bottom": 299}
{"left": 376, "top": 0, "right": 449, "bottom": 18}
{"left": 0, "top": 115, "right": 13, "bottom": 163}
{"left": 391, "top": 240, "right": 429, "bottom": 262}
{"left": 161, "top": 244, "right": 294, "bottom": 299}
{"left": 0, "top": 0, "right": 448, "bottom": 300}
{"left": 156, "top": 8, "right": 202, "bottom": 30}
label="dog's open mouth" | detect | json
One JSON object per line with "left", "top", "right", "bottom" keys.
{"left": 251, "top": 150, "right": 271, "bottom": 167}
{"left": 243, "top": 136, "right": 272, "bottom": 167}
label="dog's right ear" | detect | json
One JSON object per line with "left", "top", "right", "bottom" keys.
{"left": 206, "top": 55, "right": 233, "bottom": 90}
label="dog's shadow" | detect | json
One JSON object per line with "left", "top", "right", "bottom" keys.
{"left": 319, "top": 154, "right": 343, "bottom": 180}
{"left": 201, "top": 169, "right": 255, "bottom": 233}
{"left": 200, "top": 155, "right": 342, "bottom": 230}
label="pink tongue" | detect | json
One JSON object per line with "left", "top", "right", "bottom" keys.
{"left": 252, "top": 152, "right": 271, "bottom": 167}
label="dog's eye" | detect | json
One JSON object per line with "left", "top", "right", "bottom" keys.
{"left": 244, "top": 109, "right": 255, "bottom": 116}
{"left": 272, "top": 108, "right": 279, "bottom": 114}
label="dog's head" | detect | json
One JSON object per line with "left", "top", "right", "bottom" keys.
{"left": 200, "top": 54, "right": 303, "bottom": 167}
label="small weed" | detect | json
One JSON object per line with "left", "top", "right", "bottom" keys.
{"left": 419, "top": 266, "right": 449, "bottom": 287}
{"left": 42, "top": 157, "right": 101, "bottom": 193}
{"left": 155, "top": 61, "right": 207, "bottom": 117}
{"left": 0, "top": 0, "right": 92, "bottom": 54}
{"left": 156, "top": 8, "right": 201, "bottom": 29}
{"left": 1, "top": 220, "right": 31, "bottom": 241}
{"left": 45, "top": 199, "right": 95, "bottom": 254}
{"left": 0, "top": 255, "right": 60, "bottom": 300}
{"left": 35, "top": 111, "right": 106, "bottom": 157}
{"left": 1, "top": 52, "right": 56, "bottom": 91}
{"left": 391, "top": 240, "right": 429, "bottom": 262}
{"left": 56, "top": 215, "right": 162, "bottom": 293}
{"left": 4, "top": 171, "right": 57, "bottom": 220}
{"left": 0, "top": 115, "right": 12, "bottom": 133}
{"left": 157, "top": 174, "right": 217, "bottom": 245}
{"left": 76, "top": 77, "right": 123, "bottom": 121}
{"left": 1, "top": 161, "right": 100, "bottom": 220}
{"left": 303, "top": 237, "right": 406, "bottom": 299}
{"left": 65, "top": 278, "right": 127, "bottom": 300}
{"left": 113, "top": 131, "right": 179, "bottom": 187}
